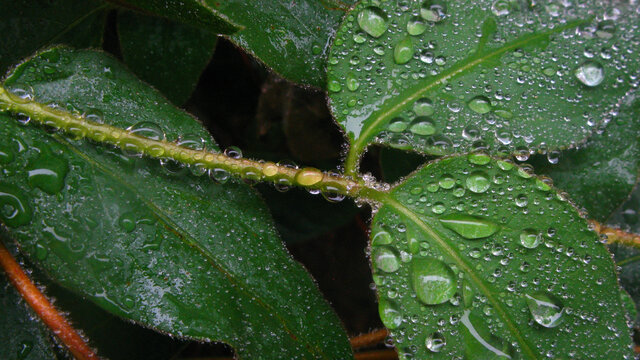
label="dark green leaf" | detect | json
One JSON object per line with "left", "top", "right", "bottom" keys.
{"left": 112, "top": 0, "right": 239, "bottom": 34}
{"left": 0, "top": 47, "right": 352, "bottom": 359}
{"left": 117, "top": 11, "right": 218, "bottom": 105}
{"left": 0, "top": 0, "right": 108, "bottom": 74}
{"left": 370, "top": 155, "right": 632, "bottom": 359}
{"left": 0, "top": 273, "right": 57, "bottom": 360}
{"left": 533, "top": 92, "right": 640, "bottom": 221}
{"left": 328, "top": 0, "right": 640, "bottom": 165}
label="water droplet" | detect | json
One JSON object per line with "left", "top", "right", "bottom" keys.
{"left": 224, "top": 146, "right": 242, "bottom": 159}
{"left": 460, "top": 310, "right": 514, "bottom": 359}
{"left": 373, "top": 246, "right": 401, "bottom": 273}
{"left": 466, "top": 172, "right": 490, "bottom": 193}
{"left": 0, "top": 183, "right": 32, "bottom": 227}
{"left": 0, "top": 144, "right": 14, "bottom": 164}
{"left": 432, "top": 202, "right": 446, "bottom": 214}
{"left": 468, "top": 96, "right": 493, "bottom": 114}
{"left": 440, "top": 214, "right": 500, "bottom": 239}
{"left": 210, "top": 168, "right": 230, "bottom": 184}
{"left": 425, "top": 332, "right": 446, "bottom": 352}
{"left": 26, "top": 149, "right": 68, "bottom": 195}
{"left": 421, "top": 0, "right": 446, "bottom": 22}
{"left": 372, "top": 230, "right": 393, "bottom": 246}
{"left": 596, "top": 20, "right": 615, "bottom": 39}
{"left": 126, "top": 122, "right": 165, "bottom": 156}
{"left": 8, "top": 86, "right": 34, "bottom": 103}
{"left": 467, "top": 152, "right": 491, "bottom": 165}
{"left": 526, "top": 292, "right": 564, "bottom": 328}
{"left": 17, "top": 340, "right": 33, "bottom": 360}
{"left": 295, "top": 168, "right": 324, "bottom": 187}
{"left": 438, "top": 175, "right": 455, "bottom": 189}
{"left": 491, "top": 0, "right": 511, "bottom": 16}
{"left": 410, "top": 257, "right": 457, "bottom": 305}
{"left": 519, "top": 229, "right": 542, "bottom": 249}
{"left": 407, "top": 16, "right": 427, "bottom": 35}
{"left": 388, "top": 118, "right": 408, "bottom": 132}
{"left": 357, "top": 6, "right": 389, "bottom": 38}
{"left": 84, "top": 108, "right": 104, "bottom": 124}
{"left": 514, "top": 194, "right": 528, "bottom": 208}
{"left": 409, "top": 117, "right": 435, "bottom": 136}
{"left": 346, "top": 73, "right": 360, "bottom": 91}
{"left": 413, "top": 98, "right": 435, "bottom": 116}
{"left": 394, "top": 37, "right": 415, "bottom": 65}
{"left": 575, "top": 61, "right": 604, "bottom": 87}
{"left": 378, "top": 298, "right": 403, "bottom": 329}
{"left": 119, "top": 212, "right": 137, "bottom": 233}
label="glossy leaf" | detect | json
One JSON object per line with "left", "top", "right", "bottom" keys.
{"left": 533, "top": 92, "right": 640, "bottom": 221}
{"left": 118, "top": 11, "right": 218, "bottom": 105}
{"left": 328, "top": 0, "right": 640, "bottom": 166}
{"left": 0, "top": 48, "right": 352, "bottom": 359}
{"left": 0, "top": 0, "right": 108, "bottom": 73}
{"left": 112, "top": 0, "right": 239, "bottom": 34}
{"left": 370, "top": 155, "right": 632, "bottom": 359}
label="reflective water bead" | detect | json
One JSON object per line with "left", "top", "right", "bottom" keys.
{"left": 357, "top": 6, "right": 389, "bottom": 38}
{"left": 409, "top": 257, "right": 457, "bottom": 305}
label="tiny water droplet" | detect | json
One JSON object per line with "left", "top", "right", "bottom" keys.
{"left": 575, "top": 61, "right": 604, "bottom": 87}
{"left": 0, "top": 183, "right": 32, "bottom": 227}
{"left": 394, "top": 37, "right": 415, "bottom": 65}
{"left": 410, "top": 257, "right": 457, "bottom": 305}
{"left": 491, "top": 0, "right": 511, "bottom": 16}
{"left": 357, "top": 6, "right": 389, "bottom": 38}
{"left": 425, "top": 332, "right": 446, "bottom": 352}
{"left": 440, "top": 214, "right": 500, "bottom": 239}
{"left": 466, "top": 172, "right": 490, "bottom": 193}
{"left": 468, "top": 96, "right": 493, "bottom": 114}
{"left": 526, "top": 292, "right": 564, "bottom": 328}
{"left": 373, "top": 246, "right": 401, "bottom": 273}
{"left": 520, "top": 229, "right": 542, "bottom": 249}
{"left": 378, "top": 298, "right": 403, "bottom": 329}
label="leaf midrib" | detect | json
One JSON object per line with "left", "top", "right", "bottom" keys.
{"left": 347, "top": 18, "right": 589, "bottom": 170}
{"left": 54, "top": 135, "right": 331, "bottom": 359}
{"left": 380, "top": 193, "right": 538, "bottom": 360}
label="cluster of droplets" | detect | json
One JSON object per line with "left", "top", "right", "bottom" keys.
{"left": 367, "top": 152, "right": 631, "bottom": 358}
{"left": 327, "top": 0, "right": 639, "bottom": 165}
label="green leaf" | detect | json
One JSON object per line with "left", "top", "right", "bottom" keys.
{"left": 370, "top": 155, "right": 632, "bottom": 359}
{"left": 0, "top": 273, "right": 56, "bottom": 360}
{"left": 533, "top": 92, "right": 640, "bottom": 221}
{"left": 0, "top": 47, "right": 352, "bottom": 359}
{"left": 0, "top": 0, "right": 108, "bottom": 73}
{"left": 117, "top": 11, "right": 218, "bottom": 105}
{"left": 112, "top": 0, "right": 240, "bottom": 34}
{"left": 328, "top": 0, "right": 640, "bottom": 171}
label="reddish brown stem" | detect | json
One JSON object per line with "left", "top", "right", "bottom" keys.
{"left": 350, "top": 328, "right": 390, "bottom": 349}
{"left": 354, "top": 349, "right": 398, "bottom": 360}
{"left": 591, "top": 221, "right": 640, "bottom": 248}
{"left": 0, "top": 241, "right": 99, "bottom": 360}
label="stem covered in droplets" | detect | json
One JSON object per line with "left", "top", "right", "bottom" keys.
{"left": 0, "top": 85, "right": 388, "bottom": 201}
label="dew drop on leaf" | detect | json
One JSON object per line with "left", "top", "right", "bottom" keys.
{"left": 425, "top": 331, "right": 446, "bottom": 352}
{"left": 413, "top": 97, "right": 435, "bottom": 116}
{"left": 373, "top": 246, "right": 401, "bottom": 273}
{"left": 519, "top": 229, "right": 542, "bottom": 249}
{"left": 408, "top": 117, "right": 436, "bottom": 136}
{"left": 409, "top": 257, "right": 457, "bottom": 305}
{"left": 525, "top": 292, "right": 564, "bottom": 328}
{"left": 466, "top": 171, "right": 491, "bottom": 193}
{"left": 574, "top": 61, "right": 604, "bottom": 87}
{"left": 357, "top": 6, "right": 389, "bottom": 38}
{"left": 378, "top": 297, "right": 403, "bottom": 329}
{"left": 407, "top": 16, "right": 427, "bottom": 36}
{"left": 0, "top": 182, "right": 32, "bottom": 227}
{"left": 394, "top": 36, "right": 415, "bottom": 65}
{"left": 467, "top": 96, "right": 493, "bottom": 114}
{"left": 439, "top": 214, "right": 500, "bottom": 239}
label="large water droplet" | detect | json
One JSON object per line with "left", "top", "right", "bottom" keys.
{"left": 410, "top": 257, "right": 457, "bottom": 305}
{"left": 0, "top": 182, "right": 32, "bottom": 227}
{"left": 409, "top": 117, "right": 435, "bottom": 136}
{"left": 413, "top": 98, "right": 435, "bottom": 116}
{"left": 468, "top": 96, "right": 493, "bottom": 114}
{"left": 372, "top": 230, "right": 393, "bottom": 246}
{"left": 460, "top": 310, "right": 514, "bottom": 359}
{"left": 525, "top": 292, "right": 564, "bottom": 328}
{"left": 519, "top": 229, "right": 542, "bottom": 249}
{"left": 378, "top": 298, "right": 403, "bottom": 329}
{"left": 421, "top": 0, "right": 446, "bottom": 22}
{"left": 466, "top": 172, "right": 490, "bottom": 193}
{"left": 373, "top": 246, "right": 401, "bottom": 273}
{"left": 394, "top": 37, "right": 414, "bottom": 65}
{"left": 26, "top": 149, "right": 68, "bottom": 195}
{"left": 439, "top": 214, "right": 500, "bottom": 239}
{"left": 407, "top": 16, "right": 427, "bottom": 35}
{"left": 295, "top": 168, "right": 324, "bottom": 187}
{"left": 575, "top": 61, "right": 604, "bottom": 87}
{"left": 357, "top": 6, "right": 389, "bottom": 38}
{"left": 425, "top": 332, "right": 446, "bottom": 352}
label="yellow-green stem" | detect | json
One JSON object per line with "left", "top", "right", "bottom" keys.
{"left": 0, "top": 86, "right": 388, "bottom": 200}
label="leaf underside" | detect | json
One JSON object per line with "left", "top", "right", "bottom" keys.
{"left": 328, "top": 0, "right": 640, "bottom": 159}
{"left": 0, "top": 48, "right": 352, "bottom": 359}
{"left": 371, "top": 155, "right": 632, "bottom": 359}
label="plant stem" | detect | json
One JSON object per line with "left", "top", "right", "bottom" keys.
{"left": 0, "top": 240, "right": 99, "bottom": 360}
{"left": 350, "top": 329, "right": 390, "bottom": 349}
{"left": 591, "top": 221, "right": 640, "bottom": 249}
{"left": 0, "top": 86, "right": 389, "bottom": 200}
